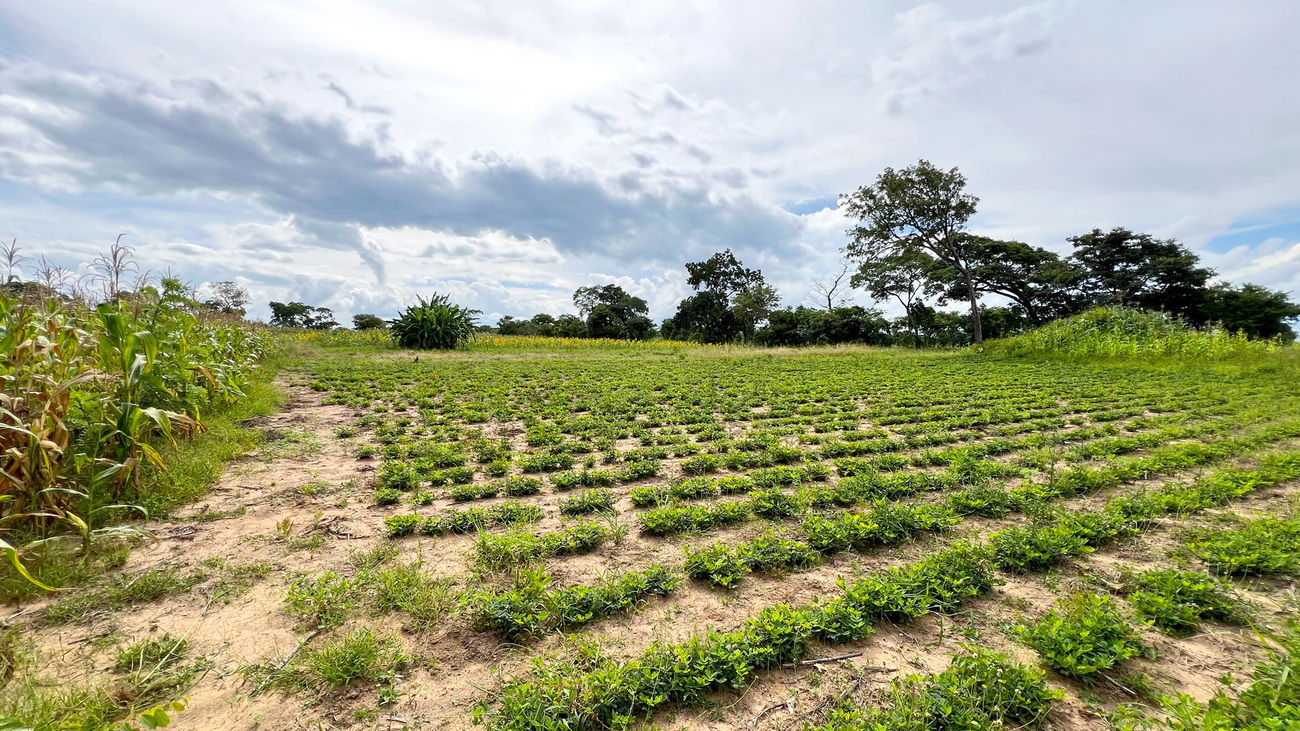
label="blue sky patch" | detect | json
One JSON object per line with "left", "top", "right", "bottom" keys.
{"left": 1206, "top": 207, "right": 1300, "bottom": 253}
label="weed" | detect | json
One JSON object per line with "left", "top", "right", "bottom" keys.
{"left": 1016, "top": 593, "right": 1142, "bottom": 681}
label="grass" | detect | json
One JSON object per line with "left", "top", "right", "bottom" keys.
{"left": 41, "top": 568, "right": 208, "bottom": 626}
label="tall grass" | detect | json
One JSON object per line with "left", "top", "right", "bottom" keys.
{"left": 979, "top": 307, "right": 1289, "bottom": 360}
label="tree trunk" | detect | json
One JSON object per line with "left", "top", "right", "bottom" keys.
{"left": 964, "top": 272, "right": 983, "bottom": 343}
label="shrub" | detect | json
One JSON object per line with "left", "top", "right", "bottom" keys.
{"left": 1016, "top": 593, "right": 1142, "bottom": 681}
{"left": 389, "top": 293, "right": 477, "bottom": 350}
{"left": 1125, "top": 568, "right": 1244, "bottom": 634}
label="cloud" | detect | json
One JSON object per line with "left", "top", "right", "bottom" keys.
{"left": 0, "top": 62, "right": 803, "bottom": 278}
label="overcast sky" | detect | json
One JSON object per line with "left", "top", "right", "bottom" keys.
{"left": 3, "top": 1, "right": 1299, "bottom": 324}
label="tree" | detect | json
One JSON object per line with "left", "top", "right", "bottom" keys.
{"left": 203, "top": 281, "right": 250, "bottom": 316}
{"left": 1068, "top": 227, "right": 1213, "bottom": 318}
{"left": 553, "top": 313, "right": 587, "bottom": 338}
{"left": 352, "top": 313, "right": 385, "bottom": 330}
{"left": 269, "top": 301, "right": 337, "bottom": 329}
{"left": 758, "top": 306, "right": 890, "bottom": 347}
{"left": 809, "top": 262, "right": 853, "bottom": 312}
{"left": 1200, "top": 283, "right": 1300, "bottom": 340}
{"left": 841, "top": 160, "right": 987, "bottom": 341}
{"left": 851, "top": 249, "right": 939, "bottom": 345}
{"left": 573, "top": 285, "right": 653, "bottom": 340}
{"left": 681, "top": 250, "right": 779, "bottom": 342}
{"left": 663, "top": 290, "right": 742, "bottom": 343}
{"left": 685, "top": 249, "right": 764, "bottom": 298}
{"left": 937, "top": 236, "right": 1083, "bottom": 326}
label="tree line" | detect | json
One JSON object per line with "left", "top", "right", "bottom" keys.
{"left": 250, "top": 159, "right": 1299, "bottom": 344}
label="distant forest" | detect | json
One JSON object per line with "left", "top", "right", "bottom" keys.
{"left": 269, "top": 160, "right": 1300, "bottom": 346}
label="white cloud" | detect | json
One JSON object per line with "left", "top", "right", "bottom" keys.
{"left": 0, "top": 0, "right": 1298, "bottom": 323}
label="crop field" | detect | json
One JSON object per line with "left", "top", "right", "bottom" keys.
{"left": 7, "top": 340, "right": 1300, "bottom": 730}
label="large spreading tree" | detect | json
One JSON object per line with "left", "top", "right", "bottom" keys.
{"left": 841, "top": 160, "right": 988, "bottom": 341}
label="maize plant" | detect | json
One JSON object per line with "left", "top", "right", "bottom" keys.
{"left": 389, "top": 294, "right": 479, "bottom": 350}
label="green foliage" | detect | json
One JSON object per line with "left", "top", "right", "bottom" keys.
{"left": 389, "top": 293, "right": 478, "bottom": 350}
{"left": 749, "top": 488, "right": 801, "bottom": 519}
{"left": 1124, "top": 568, "right": 1244, "bottom": 634}
{"left": 114, "top": 634, "right": 189, "bottom": 673}
{"left": 1016, "top": 593, "right": 1142, "bottom": 681}
{"left": 637, "top": 501, "right": 751, "bottom": 536}
{"left": 1185, "top": 517, "right": 1300, "bottom": 577}
{"left": 285, "top": 571, "right": 359, "bottom": 629}
{"left": 684, "top": 542, "right": 747, "bottom": 589}
{"left": 475, "top": 522, "right": 609, "bottom": 571}
{"left": 812, "top": 648, "right": 1062, "bottom": 731}
{"left": 559, "top": 489, "right": 616, "bottom": 516}
{"left": 475, "top": 565, "right": 679, "bottom": 641}
{"left": 293, "top": 628, "right": 409, "bottom": 688}
{"left": 982, "top": 307, "right": 1282, "bottom": 360}
{"left": 989, "top": 523, "right": 1092, "bottom": 573}
{"left": 802, "top": 501, "right": 957, "bottom": 553}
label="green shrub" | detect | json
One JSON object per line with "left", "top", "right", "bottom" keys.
{"left": 1016, "top": 593, "right": 1142, "bottom": 681}
{"left": 1125, "top": 568, "right": 1244, "bottom": 634}
{"left": 486, "top": 459, "right": 510, "bottom": 477}
{"left": 389, "top": 294, "right": 477, "bottom": 350}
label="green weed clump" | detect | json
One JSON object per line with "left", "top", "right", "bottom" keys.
{"left": 1016, "top": 593, "right": 1142, "bottom": 681}
{"left": 559, "top": 489, "right": 617, "bottom": 516}
{"left": 1185, "top": 517, "right": 1300, "bottom": 577}
{"left": 811, "top": 648, "right": 1062, "bottom": 731}
{"left": 989, "top": 523, "right": 1092, "bottom": 573}
{"left": 1123, "top": 568, "right": 1244, "bottom": 634}
{"left": 285, "top": 571, "right": 359, "bottom": 629}
{"left": 474, "top": 565, "right": 679, "bottom": 641}
{"left": 42, "top": 569, "right": 208, "bottom": 626}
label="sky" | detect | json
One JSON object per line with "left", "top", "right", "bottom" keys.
{"left": 2, "top": 0, "right": 1299, "bottom": 324}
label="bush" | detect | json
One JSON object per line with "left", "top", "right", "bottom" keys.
{"left": 389, "top": 293, "right": 477, "bottom": 350}
{"left": 1016, "top": 593, "right": 1142, "bottom": 681}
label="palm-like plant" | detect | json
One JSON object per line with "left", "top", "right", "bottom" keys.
{"left": 389, "top": 294, "right": 479, "bottom": 350}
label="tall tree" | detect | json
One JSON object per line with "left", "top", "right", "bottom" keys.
{"left": 204, "top": 281, "right": 250, "bottom": 316}
{"left": 937, "top": 236, "right": 1083, "bottom": 326}
{"left": 850, "top": 249, "right": 939, "bottom": 345}
{"left": 685, "top": 249, "right": 764, "bottom": 297}
{"left": 809, "top": 262, "right": 853, "bottom": 312}
{"left": 841, "top": 160, "right": 986, "bottom": 341}
{"left": 1200, "top": 283, "right": 1300, "bottom": 340}
{"left": 1067, "top": 227, "right": 1213, "bottom": 318}
{"left": 352, "top": 313, "right": 386, "bottom": 330}
{"left": 269, "top": 301, "right": 337, "bottom": 329}
{"left": 572, "top": 284, "right": 653, "bottom": 340}
{"left": 663, "top": 290, "right": 742, "bottom": 343}
{"left": 683, "top": 250, "right": 779, "bottom": 342}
